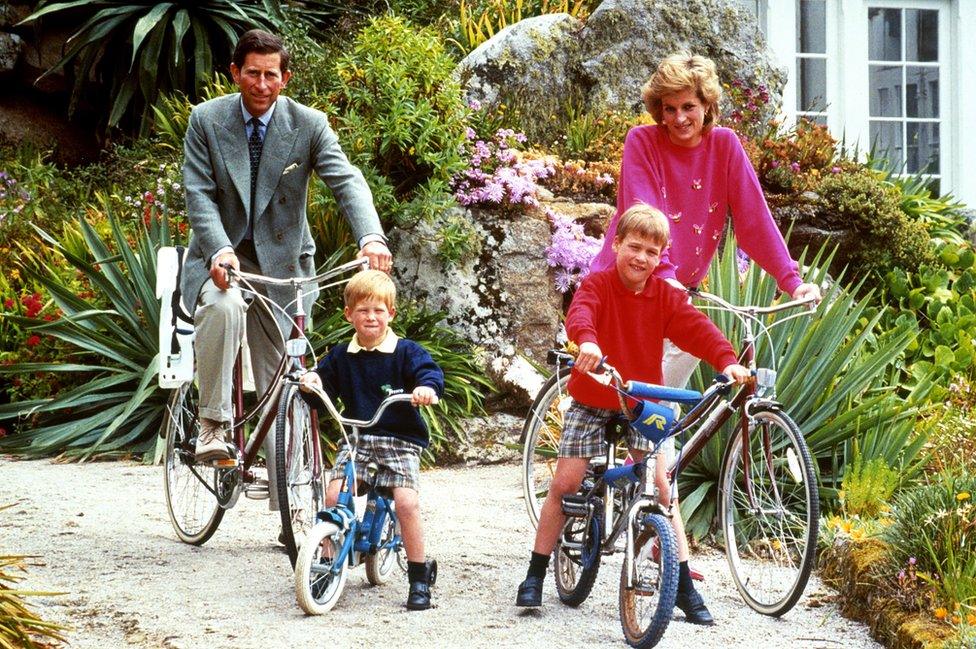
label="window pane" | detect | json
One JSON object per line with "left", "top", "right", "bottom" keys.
{"left": 870, "top": 121, "right": 904, "bottom": 171}
{"left": 906, "top": 66, "right": 939, "bottom": 118}
{"left": 868, "top": 8, "right": 901, "bottom": 61}
{"left": 906, "top": 122, "right": 940, "bottom": 174}
{"left": 906, "top": 9, "right": 938, "bottom": 62}
{"left": 869, "top": 65, "right": 902, "bottom": 117}
{"left": 797, "top": 0, "right": 827, "bottom": 54}
{"left": 797, "top": 58, "right": 827, "bottom": 112}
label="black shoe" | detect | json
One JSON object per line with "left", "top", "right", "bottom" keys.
{"left": 516, "top": 576, "right": 543, "bottom": 608}
{"left": 406, "top": 581, "right": 431, "bottom": 610}
{"left": 675, "top": 589, "right": 715, "bottom": 625}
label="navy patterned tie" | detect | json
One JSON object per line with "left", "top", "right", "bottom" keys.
{"left": 247, "top": 117, "right": 263, "bottom": 239}
{"left": 248, "top": 117, "right": 264, "bottom": 197}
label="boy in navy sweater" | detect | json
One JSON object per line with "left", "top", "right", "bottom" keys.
{"left": 300, "top": 270, "right": 444, "bottom": 610}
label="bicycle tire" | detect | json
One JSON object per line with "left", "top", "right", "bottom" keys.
{"left": 294, "top": 522, "right": 348, "bottom": 615}
{"left": 162, "top": 383, "right": 224, "bottom": 545}
{"left": 521, "top": 372, "right": 571, "bottom": 528}
{"left": 619, "top": 513, "right": 678, "bottom": 649}
{"left": 554, "top": 510, "right": 602, "bottom": 606}
{"left": 275, "top": 384, "right": 326, "bottom": 568}
{"left": 719, "top": 406, "right": 819, "bottom": 616}
{"left": 365, "top": 506, "right": 402, "bottom": 586}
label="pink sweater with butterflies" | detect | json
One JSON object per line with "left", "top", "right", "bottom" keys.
{"left": 589, "top": 125, "right": 802, "bottom": 295}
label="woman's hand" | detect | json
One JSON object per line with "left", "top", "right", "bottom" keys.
{"left": 722, "top": 363, "right": 752, "bottom": 384}
{"left": 792, "top": 282, "right": 822, "bottom": 304}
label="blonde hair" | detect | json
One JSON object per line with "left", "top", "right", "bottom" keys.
{"left": 344, "top": 270, "right": 396, "bottom": 310}
{"left": 615, "top": 203, "right": 669, "bottom": 246}
{"left": 641, "top": 53, "right": 722, "bottom": 130}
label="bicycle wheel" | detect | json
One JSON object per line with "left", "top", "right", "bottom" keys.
{"left": 522, "top": 372, "right": 570, "bottom": 527}
{"left": 365, "top": 507, "right": 403, "bottom": 586}
{"left": 554, "top": 510, "right": 603, "bottom": 606}
{"left": 619, "top": 513, "right": 678, "bottom": 649}
{"left": 294, "top": 522, "right": 348, "bottom": 615}
{"left": 275, "top": 384, "right": 326, "bottom": 567}
{"left": 719, "top": 406, "right": 819, "bottom": 616}
{"left": 163, "top": 382, "right": 224, "bottom": 545}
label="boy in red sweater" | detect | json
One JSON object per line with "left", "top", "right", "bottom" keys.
{"left": 515, "top": 204, "right": 750, "bottom": 624}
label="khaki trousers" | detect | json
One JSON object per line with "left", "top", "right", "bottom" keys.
{"left": 194, "top": 252, "right": 286, "bottom": 509}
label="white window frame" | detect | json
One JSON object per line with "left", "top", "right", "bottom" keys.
{"left": 761, "top": 0, "right": 976, "bottom": 205}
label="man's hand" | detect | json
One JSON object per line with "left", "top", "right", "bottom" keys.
{"left": 210, "top": 251, "right": 239, "bottom": 290}
{"left": 358, "top": 241, "right": 392, "bottom": 274}
{"left": 299, "top": 371, "right": 323, "bottom": 392}
{"left": 574, "top": 341, "right": 604, "bottom": 375}
{"left": 411, "top": 386, "right": 438, "bottom": 406}
{"left": 722, "top": 364, "right": 752, "bottom": 384}
{"left": 792, "top": 282, "right": 822, "bottom": 304}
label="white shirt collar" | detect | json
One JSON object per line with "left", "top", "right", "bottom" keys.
{"left": 240, "top": 98, "right": 276, "bottom": 127}
{"left": 348, "top": 329, "right": 399, "bottom": 354}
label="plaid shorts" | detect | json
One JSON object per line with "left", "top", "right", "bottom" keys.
{"left": 332, "top": 435, "right": 422, "bottom": 492}
{"left": 558, "top": 400, "right": 655, "bottom": 459}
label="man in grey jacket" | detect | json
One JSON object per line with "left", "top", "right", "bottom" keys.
{"left": 181, "top": 30, "right": 389, "bottom": 482}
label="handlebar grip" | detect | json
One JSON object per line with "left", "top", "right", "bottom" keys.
{"left": 625, "top": 381, "right": 702, "bottom": 404}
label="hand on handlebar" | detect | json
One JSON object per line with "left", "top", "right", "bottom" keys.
{"left": 574, "top": 341, "right": 604, "bottom": 375}
{"left": 791, "top": 282, "right": 822, "bottom": 305}
{"left": 358, "top": 240, "right": 392, "bottom": 274}
{"left": 722, "top": 363, "right": 753, "bottom": 384}
{"left": 210, "top": 251, "right": 240, "bottom": 290}
{"left": 411, "top": 386, "right": 439, "bottom": 406}
{"left": 299, "top": 371, "right": 323, "bottom": 392}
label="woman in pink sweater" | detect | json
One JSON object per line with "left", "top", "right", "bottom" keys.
{"left": 588, "top": 53, "right": 821, "bottom": 624}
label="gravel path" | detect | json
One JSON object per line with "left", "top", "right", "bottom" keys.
{"left": 0, "top": 458, "right": 880, "bottom": 649}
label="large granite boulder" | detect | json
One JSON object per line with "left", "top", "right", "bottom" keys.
{"left": 390, "top": 205, "right": 563, "bottom": 407}
{"left": 456, "top": 13, "right": 583, "bottom": 118}
{"left": 457, "top": 0, "right": 785, "bottom": 132}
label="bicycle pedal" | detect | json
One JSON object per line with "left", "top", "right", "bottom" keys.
{"left": 561, "top": 495, "right": 589, "bottom": 517}
{"left": 212, "top": 457, "right": 239, "bottom": 469}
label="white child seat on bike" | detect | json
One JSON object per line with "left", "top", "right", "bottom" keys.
{"left": 156, "top": 246, "right": 195, "bottom": 388}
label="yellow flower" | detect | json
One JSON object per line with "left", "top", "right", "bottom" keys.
{"left": 10, "top": 269, "right": 19, "bottom": 280}
{"left": 957, "top": 492, "right": 971, "bottom": 501}
{"left": 951, "top": 614, "right": 961, "bottom": 625}
{"left": 966, "top": 613, "right": 976, "bottom": 625}
{"left": 934, "top": 607, "right": 948, "bottom": 620}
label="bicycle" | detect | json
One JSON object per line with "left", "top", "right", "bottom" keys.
{"left": 156, "top": 249, "right": 368, "bottom": 566}
{"left": 292, "top": 384, "right": 435, "bottom": 614}
{"left": 522, "top": 290, "right": 820, "bottom": 619}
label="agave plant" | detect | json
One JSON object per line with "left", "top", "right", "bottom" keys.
{"left": 0, "top": 204, "right": 170, "bottom": 459}
{"left": 674, "top": 238, "right": 934, "bottom": 539}
{"left": 20, "top": 0, "right": 285, "bottom": 135}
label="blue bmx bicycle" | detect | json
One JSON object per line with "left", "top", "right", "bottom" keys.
{"left": 523, "top": 291, "right": 820, "bottom": 647}
{"left": 292, "top": 385, "right": 435, "bottom": 614}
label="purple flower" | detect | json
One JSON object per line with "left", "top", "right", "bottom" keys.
{"left": 790, "top": 162, "right": 801, "bottom": 172}
{"left": 468, "top": 99, "right": 482, "bottom": 111}
{"left": 465, "top": 127, "right": 476, "bottom": 140}
{"left": 736, "top": 248, "right": 751, "bottom": 274}
{"left": 831, "top": 166, "right": 841, "bottom": 174}
{"left": 908, "top": 557, "right": 916, "bottom": 566}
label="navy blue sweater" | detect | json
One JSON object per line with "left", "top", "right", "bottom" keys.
{"left": 314, "top": 338, "right": 445, "bottom": 447}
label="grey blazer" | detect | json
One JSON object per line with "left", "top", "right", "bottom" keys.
{"left": 180, "top": 93, "right": 381, "bottom": 321}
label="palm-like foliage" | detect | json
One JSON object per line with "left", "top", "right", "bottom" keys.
{"left": 0, "top": 206, "right": 170, "bottom": 458}
{"left": 20, "top": 1, "right": 285, "bottom": 134}
{"left": 675, "top": 239, "right": 934, "bottom": 539}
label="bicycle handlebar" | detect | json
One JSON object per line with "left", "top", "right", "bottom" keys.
{"left": 689, "top": 289, "right": 817, "bottom": 315}
{"left": 299, "top": 382, "right": 438, "bottom": 430}
{"left": 225, "top": 257, "right": 369, "bottom": 287}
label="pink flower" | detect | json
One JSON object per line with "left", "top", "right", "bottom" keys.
{"left": 3, "top": 298, "right": 12, "bottom": 310}
{"left": 831, "top": 166, "right": 841, "bottom": 174}
{"left": 143, "top": 191, "right": 155, "bottom": 204}
{"left": 790, "top": 162, "right": 801, "bottom": 172}
{"left": 26, "top": 334, "right": 41, "bottom": 347}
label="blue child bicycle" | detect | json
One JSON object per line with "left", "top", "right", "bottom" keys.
{"left": 292, "top": 385, "right": 436, "bottom": 614}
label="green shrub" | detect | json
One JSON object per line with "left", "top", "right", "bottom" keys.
{"left": 322, "top": 15, "right": 470, "bottom": 229}
{"left": 0, "top": 521, "right": 67, "bottom": 648}
{"left": 882, "top": 472, "right": 976, "bottom": 615}
{"left": 840, "top": 452, "right": 900, "bottom": 518}
{"left": 455, "top": 0, "right": 598, "bottom": 53}
{"left": 883, "top": 242, "right": 976, "bottom": 382}
{"left": 816, "top": 168, "right": 933, "bottom": 282}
